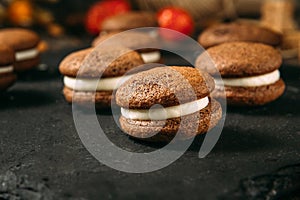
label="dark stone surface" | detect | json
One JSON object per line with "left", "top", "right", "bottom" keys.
{"left": 220, "top": 164, "right": 300, "bottom": 200}
{"left": 0, "top": 37, "right": 300, "bottom": 200}
{"left": 0, "top": 170, "right": 54, "bottom": 200}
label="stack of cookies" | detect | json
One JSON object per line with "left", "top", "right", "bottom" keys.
{"left": 59, "top": 18, "right": 288, "bottom": 143}
{"left": 197, "top": 22, "right": 285, "bottom": 106}
{"left": 59, "top": 45, "right": 223, "bottom": 142}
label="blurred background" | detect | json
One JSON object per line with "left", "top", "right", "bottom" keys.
{"left": 1, "top": 0, "right": 300, "bottom": 63}
{"left": 0, "top": 0, "right": 298, "bottom": 36}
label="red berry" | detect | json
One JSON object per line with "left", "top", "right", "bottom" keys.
{"left": 157, "top": 7, "right": 194, "bottom": 40}
{"left": 85, "top": 0, "right": 131, "bottom": 35}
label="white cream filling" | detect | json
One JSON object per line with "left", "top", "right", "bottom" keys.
{"left": 121, "top": 97, "right": 209, "bottom": 121}
{"left": 141, "top": 51, "right": 161, "bottom": 63}
{"left": 0, "top": 65, "right": 13, "bottom": 74}
{"left": 215, "top": 70, "right": 280, "bottom": 87}
{"left": 16, "top": 48, "right": 39, "bottom": 61}
{"left": 64, "top": 75, "right": 133, "bottom": 91}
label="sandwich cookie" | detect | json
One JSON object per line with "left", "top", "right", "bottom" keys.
{"left": 0, "top": 46, "right": 16, "bottom": 91}
{"left": 92, "top": 31, "right": 161, "bottom": 64}
{"left": 0, "top": 28, "right": 40, "bottom": 72}
{"left": 59, "top": 47, "right": 145, "bottom": 108}
{"left": 100, "top": 11, "right": 157, "bottom": 34}
{"left": 116, "top": 66, "right": 222, "bottom": 142}
{"left": 195, "top": 42, "right": 285, "bottom": 106}
{"left": 198, "top": 22, "right": 282, "bottom": 49}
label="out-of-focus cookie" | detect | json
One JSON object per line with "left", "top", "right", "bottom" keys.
{"left": 0, "top": 28, "right": 40, "bottom": 72}
{"left": 198, "top": 22, "right": 282, "bottom": 49}
{"left": 92, "top": 31, "right": 161, "bottom": 63}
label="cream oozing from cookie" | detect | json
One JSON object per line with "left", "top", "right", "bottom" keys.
{"left": 140, "top": 51, "right": 161, "bottom": 63}
{"left": 16, "top": 48, "right": 39, "bottom": 61}
{"left": 121, "top": 97, "right": 209, "bottom": 120}
{"left": 0, "top": 65, "right": 13, "bottom": 74}
{"left": 215, "top": 70, "right": 280, "bottom": 87}
{"left": 64, "top": 75, "right": 133, "bottom": 91}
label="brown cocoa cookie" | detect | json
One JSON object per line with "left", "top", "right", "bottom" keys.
{"left": 0, "top": 46, "right": 16, "bottom": 91}
{"left": 0, "top": 28, "right": 41, "bottom": 72}
{"left": 212, "top": 79, "right": 285, "bottom": 106}
{"left": 92, "top": 31, "right": 161, "bottom": 63}
{"left": 116, "top": 66, "right": 222, "bottom": 142}
{"left": 198, "top": 22, "right": 282, "bottom": 48}
{"left": 195, "top": 42, "right": 285, "bottom": 106}
{"left": 59, "top": 47, "right": 146, "bottom": 108}
{"left": 101, "top": 12, "right": 157, "bottom": 33}
{"left": 195, "top": 42, "right": 282, "bottom": 77}
{"left": 116, "top": 66, "right": 215, "bottom": 109}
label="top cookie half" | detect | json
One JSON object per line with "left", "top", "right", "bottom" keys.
{"left": 59, "top": 47, "right": 145, "bottom": 78}
{"left": 0, "top": 28, "right": 40, "bottom": 51}
{"left": 116, "top": 66, "right": 215, "bottom": 109}
{"left": 195, "top": 42, "right": 282, "bottom": 78}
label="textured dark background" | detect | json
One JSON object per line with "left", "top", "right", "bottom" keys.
{"left": 0, "top": 36, "right": 299, "bottom": 200}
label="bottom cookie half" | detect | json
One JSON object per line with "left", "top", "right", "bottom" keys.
{"left": 212, "top": 79, "right": 285, "bottom": 106}
{"left": 63, "top": 87, "right": 114, "bottom": 109}
{"left": 119, "top": 99, "right": 222, "bottom": 142}
{"left": 14, "top": 56, "right": 40, "bottom": 72}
